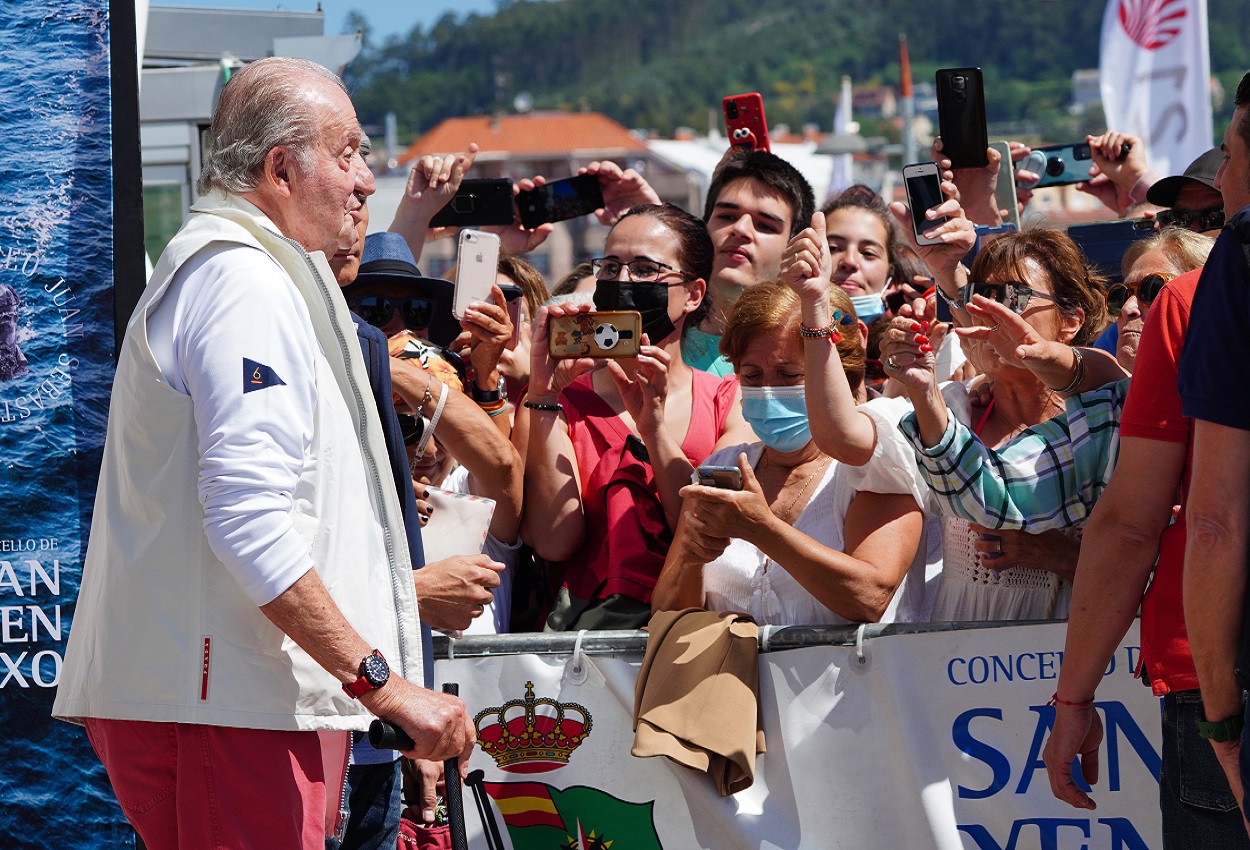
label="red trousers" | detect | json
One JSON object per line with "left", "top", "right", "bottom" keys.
{"left": 85, "top": 718, "right": 348, "bottom": 850}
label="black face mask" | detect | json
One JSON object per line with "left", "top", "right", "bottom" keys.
{"left": 593, "top": 280, "right": 678, "bottom": 344}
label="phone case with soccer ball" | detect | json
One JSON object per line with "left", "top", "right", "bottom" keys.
{"left": 547, "top": 311, "right": 642, "bottom": 359}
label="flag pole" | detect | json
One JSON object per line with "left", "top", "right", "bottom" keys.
{"left": 899, "top": 33, "right": 916, "bottom": 166}
{"left": 465, "top": 769, "right": 506, "bottom": 850}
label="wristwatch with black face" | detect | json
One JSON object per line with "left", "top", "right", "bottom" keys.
{"left": 343, "top": 649, "right": 390, "bottom": 699}
{"left": 471, "top": 373, "right": 507, "bottom": 404}
{"left": 1197, "top": 714, "right": 1245, "bottom": 742}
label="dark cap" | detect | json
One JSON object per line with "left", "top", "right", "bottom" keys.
{"left": 1146, "top": 148, "right": 1222, "bottom": 207}
{"left": 343, "top": 232, "right": 460, "bottom": 348}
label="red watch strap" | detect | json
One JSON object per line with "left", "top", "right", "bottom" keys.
{"left": 342, "top": 649, "right": 384, "bottom": 699}
{"left": 343, "top": 675, "right": 374, "bottom": 698}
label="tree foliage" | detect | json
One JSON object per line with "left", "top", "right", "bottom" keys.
{"left": 343, "top": 0, "right": 1250, "bottom": 142}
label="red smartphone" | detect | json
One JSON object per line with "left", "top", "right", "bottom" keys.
{"left": 722, "top": 93, "right": 770, "bottom": 153}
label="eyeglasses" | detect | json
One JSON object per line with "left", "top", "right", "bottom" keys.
{"left": 960, "top": 281, "right": 1057, "bottom": 314}
{"left": 348, "top": 295, "right": 435, "bottom": 330}
{"left": 1105, "top": 273, "right": 1172, "bottom": 315}
{"left": 1155, "top": 206, "right": 1225, "bottom": 232}
{"left": 590, "top": 258, "right": 690, "bottom": 283}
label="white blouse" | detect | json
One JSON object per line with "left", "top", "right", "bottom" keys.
{"left": 701, "top": 396, "right": 942, "bottom": 626}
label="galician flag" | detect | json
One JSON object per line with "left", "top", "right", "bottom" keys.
{"left": 1099, "top": 0, "right": 1212, "bottom": 176}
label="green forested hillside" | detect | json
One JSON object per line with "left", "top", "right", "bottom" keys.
{"left": 344, "top": 0, "right": 1250, "bottom": 142}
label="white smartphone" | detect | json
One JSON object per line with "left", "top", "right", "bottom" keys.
{"left": 453, "top": 229, "right": 501, "bottom": 319}
{"left": 990, "top": 140, "right": 1021, "bottom": 231}
{"left": 902, "top": 162, "right": 947, "bottom": 246}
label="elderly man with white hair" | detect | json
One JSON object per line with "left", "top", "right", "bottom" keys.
{"left": 53, "top": 57, "right": 472, "bottom": 850}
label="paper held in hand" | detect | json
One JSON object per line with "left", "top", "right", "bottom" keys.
{"left": 421, "top": 487, "right": 495, "bottom": 563}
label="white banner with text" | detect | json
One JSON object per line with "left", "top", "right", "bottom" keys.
{"left": 437, "top": 621, "right": 1160, "bottom": 850}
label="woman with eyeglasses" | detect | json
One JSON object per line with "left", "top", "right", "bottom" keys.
{"left": 1111, "top": 228, "right": 1214, "bottom": 371}
{"left": 877, "top": 192, "right": 1109, "bottom": 621}
{"left": 518, "top": 203, "right": 753, "bottom": 630}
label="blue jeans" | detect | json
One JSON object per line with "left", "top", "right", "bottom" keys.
{"left": 326, "top": 758, "right": 404, "bottom": 850}
{"left": 1161, "top": 689, "right": 1249, "bottom": 850}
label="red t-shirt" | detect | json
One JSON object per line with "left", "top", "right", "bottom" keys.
{"left": 1118, "top": 267, "right": 1201, "bottom": 694}
{"left": 556, "top": 370, "right": 739, "bottom": 605}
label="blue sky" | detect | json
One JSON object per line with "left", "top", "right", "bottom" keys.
{"left": 160, "top": 0, "right": 499, "bottom": 42}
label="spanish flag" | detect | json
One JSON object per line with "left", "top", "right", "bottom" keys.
{"left": 483, "top": 781, "right": 566, "bottom": 830}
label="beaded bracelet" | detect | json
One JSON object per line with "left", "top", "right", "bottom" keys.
{"left": 523, "top": 400, "right": 563, "bottom": 413}
{"left": 799, "top": 322, "right": 842, "bottom": 342}
{"left": 1048, "top": 692, "right": 1094, "bottom": 708}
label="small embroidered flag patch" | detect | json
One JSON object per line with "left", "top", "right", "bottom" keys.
{"left": 243, "top": 358, "right": 286, "bottom": 393}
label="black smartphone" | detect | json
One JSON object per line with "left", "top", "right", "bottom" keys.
{"left": 697, "top": 465, "right": 743, "bottom": 490}
{"left": 429, "top": 178, "right": 516, "bottom": 228}
{"left": 902, "top": 162, "right": 947, "bottom": 246}
{"left": 936, "top": 67, "right": 988, "bottom": 169}
{"left": 1066, "top": 218, "right": 1156, "bottom": 284}
{"left": 500, "top": 282, "right": 523, "bottom": 347}
{"left": 516, "top": 174, "right": 605, "bottom": 230}
{"left": 1031, "top": 143, "right": 1094, "bottom": 189}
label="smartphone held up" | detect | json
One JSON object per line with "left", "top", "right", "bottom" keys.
{"left": 902, "top": 162, "right": 948, "bottom": 246}
{"left": 935, "top": 68, "right": 988, "bottom": 169}
{"left": 453, "top": 229, "right": 501, "bottom": 319}
{"left": 722, "top": 92, "right": 770, "bottom": 153}
{"left": 548, "top": 311, "right": 642, "bottom": 359}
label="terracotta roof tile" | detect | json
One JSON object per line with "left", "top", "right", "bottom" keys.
{"left": 398, "top": 112, "right": 647, "bottom": 163}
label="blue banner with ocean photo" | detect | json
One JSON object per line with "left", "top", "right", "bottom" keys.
{"left": 0, "top": 1, "right": 135, "bottom": 845}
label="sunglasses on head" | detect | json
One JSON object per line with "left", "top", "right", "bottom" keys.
{"left": 960, "top": 281, "right": 1057, "bottom": 315}
{"left": 1105, "top": 273, "right": 1172, "bottom": 315}
{"left": 1155, "top": 206, "right": 1224, "bottom": 232}
{"left": 348, "top": 295, "right": 435, "bottom": 330}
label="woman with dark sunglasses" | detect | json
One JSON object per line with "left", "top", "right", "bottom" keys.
{"left": 1111, "top": 228, "right": 1214, "bottom": 371}
{"left": 877, "top": 188, "right": 1108, "bottom": 622}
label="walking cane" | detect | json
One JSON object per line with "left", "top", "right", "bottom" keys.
{"left": 440, "top": 682, "right": 470, "bottom": 850}
{"left": 368, "top": 686, "right": 473, "bottom": 850}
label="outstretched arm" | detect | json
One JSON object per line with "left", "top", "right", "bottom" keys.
{"left": 778, "top": 211, "right": 877, "bottom": 465}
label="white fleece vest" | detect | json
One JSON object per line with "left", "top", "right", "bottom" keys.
{"left": 53, "top": 195, "right": 422, "bottom": 731}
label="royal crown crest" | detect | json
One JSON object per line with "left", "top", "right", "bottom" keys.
{"left": 474, "top": 681, "right": 592, "bottom": 773}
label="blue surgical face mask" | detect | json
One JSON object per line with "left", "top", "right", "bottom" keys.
{"left": 849, "top": 292, "right": 886, "bottom": 325}
{"left": 740, "top": 385, "right": 812, "bottom": 453}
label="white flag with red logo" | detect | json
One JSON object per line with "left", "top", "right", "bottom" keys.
{"left": 1100, "top": 0, "right": 1212, "bottom": 177}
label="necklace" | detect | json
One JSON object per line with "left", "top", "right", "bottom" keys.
{"left": 759, "top": 452, "right": 832, "bottom": 573}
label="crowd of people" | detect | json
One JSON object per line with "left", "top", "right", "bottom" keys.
{"left": 52, "top": 54, "right": 1250, "bottom": 850}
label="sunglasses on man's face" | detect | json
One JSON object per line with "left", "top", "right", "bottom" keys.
{"left": 348, "top": 295, "right": 435, "bottom": 330}
{"left": 1155, "top": 206, "right": 1225, "bottom": 232}
{"left": 961, "top": 281, "right": 1057, "bottom": 315}
{"left": 1105, "top": 273, "right": 1172, "bottom": 315}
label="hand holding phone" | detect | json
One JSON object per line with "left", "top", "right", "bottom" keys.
{"left": 990, "top": 141, "right": 1021, "bottom": 230}
{"left": 1025, "top": 143, "right": 1094, "bottom": 189}
{"left": 902, "top": 162, "right": 949, "bottom": 246}
{"left": 454, "top": 230, "right": 501, "bottom": 319}
{"left": 548, "top": 311, "right": 642, "bottom": 359}
{"left": 697, "top": 465, "right": 744, "bottom": 491}
{"left": 430, "top": 178, "right": 516, "bottom": 228}
{"left": 515, "top": 174, "right": 605, "bottom": 230}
